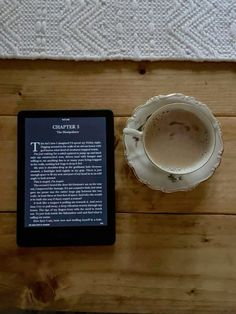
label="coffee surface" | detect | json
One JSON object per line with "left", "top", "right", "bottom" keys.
{"left": 144, "top": 109, "right": 211, "bottom": 172}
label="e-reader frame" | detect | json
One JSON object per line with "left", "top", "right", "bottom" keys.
{"left": 17, "top": 110, "right": 115, "bottom": 246}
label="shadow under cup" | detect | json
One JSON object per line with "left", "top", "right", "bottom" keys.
{"left": 143, "top": 103, "right": 216, "bottom": 175}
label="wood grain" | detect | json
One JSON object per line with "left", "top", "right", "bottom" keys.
{"left": 0, "top": 59, "right": 236, "bottom": 314}
{"left": 116, "top": 116, "right": 236, "bottom": 214}
{"left": 0, "top": 116, "right": 235, "bottom": 214}
{"left": 0, "top": 213, "right": 236, "bottom": 313}
{"left": 0, "top": 60, "right": 236, "bottom": 116}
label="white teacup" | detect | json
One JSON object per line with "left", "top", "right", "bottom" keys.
{"left": 124, "top": 102, "right": 216, "bottom": 175}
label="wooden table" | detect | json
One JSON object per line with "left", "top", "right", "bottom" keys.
{"left": 0, "top": 60, "right": 236, "bottom": 313}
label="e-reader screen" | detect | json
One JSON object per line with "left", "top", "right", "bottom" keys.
{"left": 25, "top": 116, "right": 107, "bottom": 227}
{"left": 17, "top": 110, "right": 115, "bottom": 246}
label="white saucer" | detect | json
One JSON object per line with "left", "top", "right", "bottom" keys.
{"left": 123, "top": 94, "right": 224, "bottom": 192}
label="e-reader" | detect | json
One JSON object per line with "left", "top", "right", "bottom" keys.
{"left": 17, "top": 110, "right": 115, "bottom": 246}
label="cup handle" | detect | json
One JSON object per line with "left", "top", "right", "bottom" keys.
{"left": 123, "top": 128, "right": 143, "bottom": 138}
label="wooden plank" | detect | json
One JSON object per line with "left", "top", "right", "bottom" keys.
{"left": 0, "top": 116, "right": 235, "bottom": 213}
{"left": 0, "top": 60, "right": 236, "bottom": 116}
{"left": 0, "top": 213, "right": 236, "bottom": 313}
{"left": 116, "top": 116, "right": 236, "bottom": 214}
{"left": 0, "top": 117, "right": 236, "bottom": 213}
{"left": 0, "top": 116, "right": 17, "bottom": 211}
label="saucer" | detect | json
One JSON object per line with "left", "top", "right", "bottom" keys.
{"left": 123, "top": 94, "right": 224, "bottom": 192}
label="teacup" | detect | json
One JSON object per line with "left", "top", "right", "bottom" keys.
{"left": 123, "top": 102, "right": 216, "bottom": 175}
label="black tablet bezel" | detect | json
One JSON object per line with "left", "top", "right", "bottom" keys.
{"left": 17, "top": 110, "right": 115, "bottom": 246}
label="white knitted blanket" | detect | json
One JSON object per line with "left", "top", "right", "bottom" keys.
{"left": 1, "top": 0, "right": 236, "bottom": 61}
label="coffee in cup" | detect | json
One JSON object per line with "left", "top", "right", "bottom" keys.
{"left": 124, "top": 102, "right": 216, "bottom": 174}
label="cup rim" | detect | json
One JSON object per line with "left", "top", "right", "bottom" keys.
{"left": 142, "top": 102, "right": 217, "bottom": 175}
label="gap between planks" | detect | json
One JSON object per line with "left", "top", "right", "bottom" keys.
{"left": 2, "top": 211, "right": 236, "bottom": 217}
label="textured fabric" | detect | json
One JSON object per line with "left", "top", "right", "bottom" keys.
{"left": 1, "top": 0, "right": 236, "bottom": 61}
